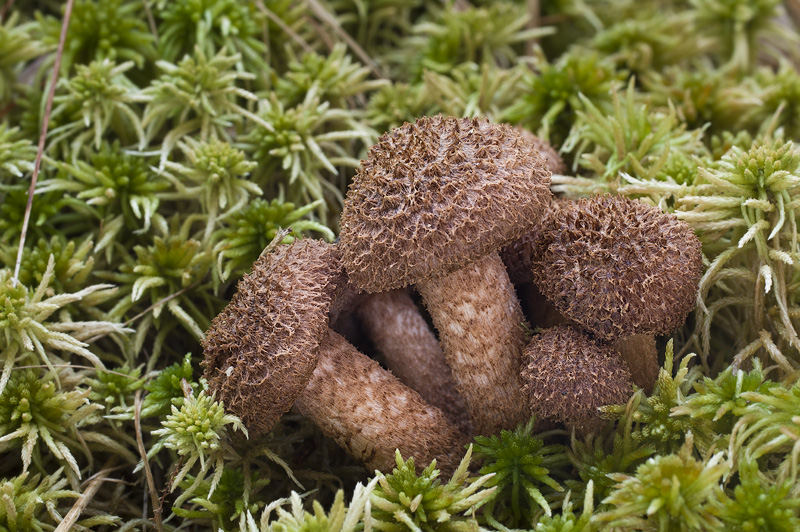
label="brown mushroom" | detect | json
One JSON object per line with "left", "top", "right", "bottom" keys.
{"left": 501, "top": 196, "right": 565, "bottom": 285}
{"left": 614, "top": 334, "right": 660, "bottom": 393}
{"left": 515, "top": 127, "right": 567, "bottom": 176}
{"left": 502, "top": 196, "right": 661, "bottom": 391}
{"left": 355, "top": 289, "right": 472, "bottom": 434}
{"left": 531, "top": 195, "right": 702, "bottom": 388}
{"left": 521, "top": 325, "right": 634, "bottom": 435}
{"left": 202, "top": 239, "right": 467, "bottom": 473}
{"left": 339, "top": 115, "right": 552, "bottom": 435}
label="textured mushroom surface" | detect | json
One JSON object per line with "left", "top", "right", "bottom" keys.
{"left": 533, "top": 195, "right": 703, "bottom": 340}
{"left": 201, "top": 239, "right": 343, "bottom": 436}
{"left": 339, "top": 115, "right": 552, "bottom": 292}
{"left": 355, "top": 289, "right": 473, "bottom": 434}
{"left": 522, "top": 325, "right": 633, "bottom": 434}
{"left": 417, "top": 252, "right": 530, "bottom": 434}
{"left": 297, "top": 329, "right": 468, "bottom": 473}
{"left": 516, "top": 127, "right": 567, "bottom": 175}
{"left": 501, "top": 197, "right": 564, "bottom": 284}
{"left": 614, "top": 334, "right": 659, "bottom": 393}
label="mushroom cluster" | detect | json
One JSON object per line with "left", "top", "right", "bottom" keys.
{"left": 202, "top": 115, "right": 703, "bottom": 473}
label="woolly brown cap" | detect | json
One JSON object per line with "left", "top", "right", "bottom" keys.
{"left": 501, "top": 131, "right": 566, "bottom": 284}
{"left": 201, "top": 239, "right": 344, "bottom": 436}
{"left": 533, "top": 195, "right": 702, "bottom": 340}
{"left": 501, "top": 197, "right": 564, "bottom": 284}
{"left": 339, "top": 115, "right": 552, "bottom": 292}
{"left": 522, "top": 325, "right": 633, "bottom": 433}
{"left": 515, "top": 127, "right": 567, "bottom": 175}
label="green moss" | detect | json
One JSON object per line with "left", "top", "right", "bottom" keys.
{"left": 472, "top": 418, "right": 565, "bottom": 526}
{"left": 596, "top": 434, "right": 728, "bottom": 531}
{"left": 37, "top": 0, "right": 155, "bottom": 72}
{"left": 5, "top": 1, "right": 800, "bottom": 528}
{"left": 370, "top": 448, "right": 496, "bottom": 532}
{"left": 502, "top": 51, "right": 616, "bottom": 146}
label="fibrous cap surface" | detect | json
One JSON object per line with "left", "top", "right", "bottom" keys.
{"left": 501, "top": 196, "right": 564, "bottom": 284}
{"left": 521, "top": 325, "right": 632, "bottom": 429}
{"left": 515, "top": 127, "right": 567, "bottom": 175}
{"left": 533, "top": 194, "right": 702, "bottom": 340}
{"left": 340, "top": 115, "right": 552, "bottom": 292}
{"left": 201, "top": 239, "right": 343, "bottom": 436}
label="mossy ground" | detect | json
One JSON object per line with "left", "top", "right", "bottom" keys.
{"left": 1, "top": 0, "right": 800, "bottom": 530}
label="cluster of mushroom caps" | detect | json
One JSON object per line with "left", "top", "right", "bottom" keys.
{"left": 202, "top": 115, "right": 703, "bottom": 475}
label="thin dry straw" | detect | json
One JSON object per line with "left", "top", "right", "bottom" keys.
{"left": 12, "top": 0, "right": 74, "bottom": 285}
{"left": 0, "top": 0, "right": 16, "bottom": 21}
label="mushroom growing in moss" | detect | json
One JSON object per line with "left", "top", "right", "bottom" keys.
{"left": 355, "top": 288, "right": 472, "bottom": 434}
{"left": 531, "top": 195, "right": 702, "bottom": 390}
{"left": 521, "top": 325, "right": 634, "bottom": 434}
{"left": 516, "top": 127, "right": 567, "bottom": 176}
{"left": 202, "top": 239, "right": 468, "bottom": 473}
{"left": 339, "top": 115, "right": 552, "bottom": 435}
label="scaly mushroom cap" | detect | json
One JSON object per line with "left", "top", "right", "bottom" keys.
{"left": 515, "top": 127, "right": 567, "bottom": 175}
{"left": 501, "top": 196, "right": 565, "bottom": 284}
{"left": 533, "top": 195, "right": 702, "bottom": 340}
{"left": 339, "top": 115, "right": 552, "bottom": 292}
{"left": 522, "top": 325, "right": 633, "bottom": 433}
{"left": 201, "top": 239, "right": 343, "bottom": 436}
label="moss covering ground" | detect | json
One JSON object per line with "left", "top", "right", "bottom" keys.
{"left": 1, "top": 0, "right": 800, "bottom": 530}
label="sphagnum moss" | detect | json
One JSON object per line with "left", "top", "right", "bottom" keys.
{"left": 369, "top": 447, "right": 496, "bottom": 532}
{"left": 6, "top": 1, "right": 800, "bottom": 529}
{"left": 596, "top": 434, "right": 728, "bottom": 532}
{"left": 472, "top": 418, "right": 566, "bottom": 526}
{"left": 0, "top": 257, "right": 127, "bottom": 395}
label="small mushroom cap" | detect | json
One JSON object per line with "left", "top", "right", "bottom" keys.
{"left": 521, "top": 325, "right": 633, "bottom": 434}
{"left": 533, "top": 195, "right": 703, "bottom": 340}
{"left": 340, "top": 115, "right": 552, "bottom": 292}
{"left": 201, "top": 239, "right": 344, "bottom": 436}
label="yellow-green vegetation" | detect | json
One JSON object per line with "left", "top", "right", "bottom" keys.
{"left": 2, "top": 0, "right": 800, "bottom": 530}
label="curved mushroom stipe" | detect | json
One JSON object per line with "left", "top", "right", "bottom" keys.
{"left": 614, "top": 334, "right": 659, "bottom": 393}
{"left": 202, "top": 239, "right": 468, "bottom": 474}
{"left": 340, "top": 115, "right": 552, "bottom": 435}
{"left": 297, "top": 329, "right": 468, "bottom": 473}
{"left": 417, "top": 252, "right": 530, "bottom": 434}
{"left": 355, "top": 289, "right": 473, "bottom": 435}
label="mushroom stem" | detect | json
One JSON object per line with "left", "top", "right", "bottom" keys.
{"left": 416, "top": 252, "right": 530, "bottom": 435}
{"left": 356, "top": 289, "right": 472, "bottom": 435}
{"left": 296, "top": 329, "right": 469, "bottom": 474}
{"left": 614, "top": 334, "right": 659, "bottom": 393}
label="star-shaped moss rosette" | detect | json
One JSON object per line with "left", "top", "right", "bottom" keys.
{"left": 472, "top": 417, "right": 566, "bottom": 526}
{"left": 369, "top": 447, "right": 496, "bottom": 532}
{"left": 0, "top": 256, "right": 127, "bottom": 395}
{"left": 596, "top": 434, "right": 728, "bottom": 531}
